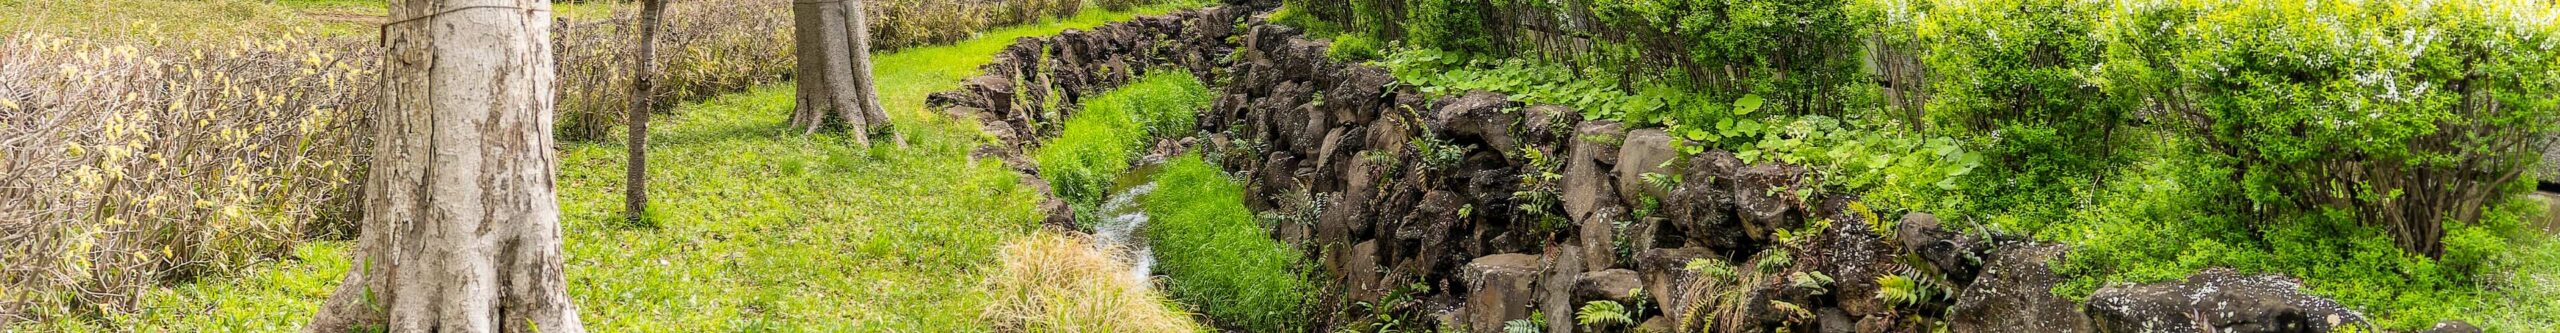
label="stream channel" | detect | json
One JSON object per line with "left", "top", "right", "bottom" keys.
{"left": 1092, "top": 160, "right": 1168, "bottom": 287}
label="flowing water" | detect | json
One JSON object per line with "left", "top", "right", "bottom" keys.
{"left": 1091, "top": 160, "right": 1168, "bottom": 286}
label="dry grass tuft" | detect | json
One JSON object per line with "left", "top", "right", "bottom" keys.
{"left": 984, "top": 232, "right": 1204, "bottom": 333}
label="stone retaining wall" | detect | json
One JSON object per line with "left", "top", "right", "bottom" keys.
{"left": 929, "top": 8, "right": 2393, "bottom": 333}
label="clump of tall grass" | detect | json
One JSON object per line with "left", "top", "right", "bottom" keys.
{"left": 984, "top": 232, "right": 1205, "bottom": 333}
{"left": 1144, "top": 154, "right": 1309, "bottom": 332}
{"left": 0, "top": 33, "right": 376, "bottom": 322}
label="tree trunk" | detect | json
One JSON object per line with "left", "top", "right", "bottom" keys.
{"left": 308, "top": 0, "right": 584, "bottom": 332}
{"left": 626, "top": 0, "right": 665, "bottom": 226}
{"left": 790, "top": 0, "right": 895, "bottom": 145}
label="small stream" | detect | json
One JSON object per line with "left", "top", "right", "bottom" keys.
{"left": 1091, "top": 161, "right": 1168, "bottom": 287}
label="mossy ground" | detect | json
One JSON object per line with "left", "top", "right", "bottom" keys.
{"left": 10, "top": 3, "right": 1206, "bottom": 331}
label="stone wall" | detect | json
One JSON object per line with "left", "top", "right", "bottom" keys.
{"left": 930, "top": 8, "right": 2392, "bottom": 333}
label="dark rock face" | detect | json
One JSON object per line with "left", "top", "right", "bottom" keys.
{"left": 1578, "top": 207, "right": 1626, "bottom": 272}
{"left": 1464, "top": 254, "right": 1542, "bottom": 333}
{"left": 1897, "top": 213, "right": 1987, "bottom": 285}
{"left": 2086, "top": 268, "right": 2368, "bottom": 333}
{"left": 1669, "top": 151, "right": 1744, "bottom": 251}
{"left": 1637, "top": 247, "right": 1716, "bottom": 317}
{"left": 1948, "top": 243, "right": 2092, "bottom": 333}
{"left": 1542, "top": 247, "right": 1585, "bottom": 333}
{"left": 1562, "top": 121, "right": 1626, "bottom": 226}
{"left": 1575, "top": 269, "right": 1647, "bottom": 304}
{"left": 1614, "top": 129, "right": 1678, "bottom": 204}
{"left": 1732, "top": 163, "right": 1808, "bottom": 243}
{"left": 1433, "top": 90, "right": 1525, "bottom": 156}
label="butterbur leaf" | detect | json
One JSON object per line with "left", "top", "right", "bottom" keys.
{"left": 1684, "top": 128, "right": 1712, "bottom": 141}
{"left": 1733, "top": 94, "right": 1764, "bottom": 116}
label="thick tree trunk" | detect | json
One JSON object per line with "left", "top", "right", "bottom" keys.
{"left": 308, "top": 1, "right": 584, "bottom": 332}
{"left": 790, "top": 0, "right": 894, "bottom": 144}
{"left": 626, "top": 0, "right": 665, "bottom": 226}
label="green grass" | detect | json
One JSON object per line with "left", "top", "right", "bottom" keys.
{"left": 1144, "top": 154, "right": 1310, "bottom": 332}
{"left": 12, "top": 2, "right": 1208, "bottom": 331}
{"left": 1034, "top": 69, "right": 1213, "bottom": 222}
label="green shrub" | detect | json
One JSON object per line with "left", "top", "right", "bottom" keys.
{"left": 1032, "top": 70, "right": 1210, "bottom": 220}
{"left": 1326, "top": 33, "right": 1382, "bottom": 61}
{"left": 2050, "top": 139, "right": 2557, "bottom": 330}
{"left": 2093, "top": 0, "right": 2560, "bottom": 258}
{"left": 1402, "top": 0, "right": 1492, "bottom": 55}
{"left": 1905, "top": 0, "right": 2133, "bottom": 229}
{"left": 1144, "top": 154, "right": 1310, "bottom": 332}
{"left": 1589, "top": 0, "right": 1874, "bottom": 116}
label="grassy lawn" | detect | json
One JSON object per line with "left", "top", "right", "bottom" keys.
{"left": 15, "top": 3, "right": 1207, "bottom": 331}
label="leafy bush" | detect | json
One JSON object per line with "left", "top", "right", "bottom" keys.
{"left": 1145, "top": 154, "right": 1310, "bottom": 332}
{"left": 1903, "top": 0, "right": 2133, "bottom": 228}
{"left": 2092, "top": 0, "right": 2560, "bottom": 258}
{"left": 2050, "top": 139, "right": 2557, "bottom": 330}
{"left": 1325, "top": 33, "right": 1382, "bottom": 61}
{"left": 1590, "top": 0, "right": 1875, "bottom": 116}
{"left": 1401, "top": 0, "right": 1494, "bottom": 55}
{"left": 1032, "top": 70, "right": 1210, "bottom": 218}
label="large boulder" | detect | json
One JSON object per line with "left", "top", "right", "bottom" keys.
{"left": 1561, "top": 121, "right": 1626, "bottom": 222}
{"left": 1574, "top": 269, "right": 1647, "bottom": 304}
{"left": 1578, "top": 207, "right": 1627, "bottom": 272}
{"left": 1948, "top": 242, "right": 2092, "bottom": 333}
{"left": 1542, "top": 248, "right": 1585, "bottom": 333}
{"left": 1896, "top": 213, "right": 1987, "bottom": 285}
{"left": 1613, "top": 129, "right": 1679, "bottom": 204}
{"left": 1340, "top": 240, "right": 1387, "bottom": 301}
{"left": 2086, "top": 268, "right": 2368, "bottom": 333}
{"left": 1432, "top": 90, "right": 1524, "bottom": 155}
{"left": 1463, "top": 254, "right": 1544, "bottom": 333}
{"left": 1636, "top": 247, "right": 1718, "bottom": 316}
{"left": 1805, "top": 198, "right": 1899, "bottom": 317}
{"left": 1667, "top": 150, "right": 1744, "bottom": 250}
{"left": 1327, "top": 65, "right": 1396, "bottom": 125}
{"left": 1731, "top": 163, "right": 1808, "bottom": 243}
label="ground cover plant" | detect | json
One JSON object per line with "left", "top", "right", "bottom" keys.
{"left": 1, "top": 2, "right": 1208, "bottom": 329}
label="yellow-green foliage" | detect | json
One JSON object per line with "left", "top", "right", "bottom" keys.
{"left": 983, "top": 232, "right": 1206, "bottom": 333}
{"left": 0, "top": 33, "right": 373, "bottom": 321}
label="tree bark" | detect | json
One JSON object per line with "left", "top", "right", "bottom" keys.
{"left": 308, "top": 0, "right": 584, "bottom": 332}
{"left": 626, "top": 0, "right": 665, "bottom": 226}
{"left": 790, "top": 0, "right": 895, "bottom": 145}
